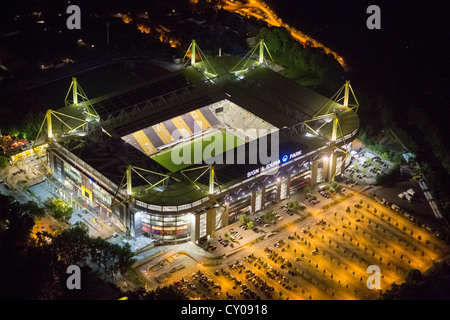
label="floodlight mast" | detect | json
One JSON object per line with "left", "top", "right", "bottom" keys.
{"left": 46, "top": 109, "right": 53, "bottom": 139}
{"left": 259, "top": 39, "right": 264, "bottom": 64}
{"left": 65, "top": 77, "right": 100, "bottom": 119}
{"left": 302, "top": 81, "right": 359, "bottom": 182}
{"left": 31, "top": 77, "right": 102, "bottom": 176}
{"left": 183, "top": 40, "right": 218, "bottom": 78}
{"left": 72, "top": 77, "right": 78, "bottom": 105}
{"left": 191, "top": 39, "right": 196, "bottom": 66}
{"left": 209, "top": 164, "right": 215, "bottom": 195}
{"left": 126, "top": 165, "right": 132, "bottom": 196}
{"left": 230, "top": 39, "right": 275, "bottom": 76}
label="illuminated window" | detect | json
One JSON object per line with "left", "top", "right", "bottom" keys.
{"left": 200, "top": 213, "right": 207, "bottom": 238}
{"left": 280, "top": 179, "right": 287, "bottom": 200}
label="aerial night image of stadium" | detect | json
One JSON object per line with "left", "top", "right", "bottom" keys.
{"left": 0, "top": 0, "right": 449, "bottom": 311}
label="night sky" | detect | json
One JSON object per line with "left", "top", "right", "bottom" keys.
{"left": 267, "top": 0, "right": 450, "bottom": 129}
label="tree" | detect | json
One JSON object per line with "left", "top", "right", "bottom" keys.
{"left": 405, "top": 269, "right": 422, "bottom": 283}
{"left": 130, "top": 285, "right": 189, "bottom": 300}
{"left": 263, "top": 210, "right": 277, "bottom": 223}
{"left": 22, "top": 201, "right": 46, "bottom": 218}
{"left": 382, "top": 262, "right": 450, "bottom": 299}
{"left": 0, "top": 155, "right": 9, "bottom": 169}
{"left": 50, "top": 222, "right": 90, "bottom": 265}
{"left": 304, "top": 185, "right": 311, "bottom": 194}
{"left": 195, "top": 0, "right": 225, "bottom": 13}
{"left": 288, "top": 200, "right": 303, "bottom": 210}
{"left": 238, "top": 214, "right": 250, "bottom": 226}
{"left": 44, "top": 197, "right": 73, "bottom": 222}
{"left": 0, "top": 194, "right": 35, "bottom": 250}
{"left": 247, "top": 221, "right": 254, "bottom": 229}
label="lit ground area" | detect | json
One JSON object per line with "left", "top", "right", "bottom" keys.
{"left": 136, "top": 251, "right": 200, "bottom": 288}
{"left": 136, "top": 192, "right": 449, "bottom": 300}
{"left": 151, "top": 129, "right": 245, "bottom": 172}
{"left": 372, "top": 178, "right": 437, "bottom": 226}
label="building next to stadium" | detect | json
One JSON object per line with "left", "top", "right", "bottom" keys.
{"left": 29, "top": 40, "right": 360, "bottom": 245}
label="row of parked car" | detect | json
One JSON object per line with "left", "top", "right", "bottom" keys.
{"left": 217, "top": 238, "right": 230, "bottom": 247}
{"left": 319, "top": 190, "right": 330, "bottom": 198}
{"left": 279, "top": 204, "right": 295, "bottom": 216}
{"left": 344, "top": 179, "right": 358, "bottom": 187}
{"left": 370, "top": 167, "right": 383, "bottom": 175}
{"left": 229, "top": 228, "right": 243, "bottom": 240}
{"left": 254, "top": 216, "right": 270, "bottom": 227}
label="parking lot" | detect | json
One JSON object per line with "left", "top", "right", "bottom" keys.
{"left": 343, "top": 151, "right": 391, "bottom": 186}
{"left": 156, "top": 192, "right": 449, "bottom": 300}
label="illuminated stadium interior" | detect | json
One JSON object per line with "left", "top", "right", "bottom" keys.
{"left": 121, "top": 101, "right": 278, "bottom": 173}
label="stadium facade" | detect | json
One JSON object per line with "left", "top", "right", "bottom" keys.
{"left": 32, "top": 42, "right": 359, "bottom": 244}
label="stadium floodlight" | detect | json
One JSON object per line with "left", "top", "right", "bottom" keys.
{"left": 300, "top": 81, "right": 359, "bottom": 181}
{"left": 182, "top": 40, "right": 218, "bottom": 79}
{"left": 64, "top": 77, "right": 100, "bottom": 120}
{"left": 230, "top": 39, "right": 275, "bottom": 77}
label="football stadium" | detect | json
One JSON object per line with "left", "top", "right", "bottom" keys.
{"left": 24, "top": 40, "right": 360, "bottom": 244}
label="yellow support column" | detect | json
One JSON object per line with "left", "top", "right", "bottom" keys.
{"left": 343, "top": 80, "right": 350, "bottom": 108}
{"left": 328, "top": 114, "right": 339, "bottom": 182}
{"left": 209, "top": 165, "right": 215, "bottom": 195}
{"left": 191, "top": 40, "right": 196, "bottom": 66}
{"left": 126, "top": 165, "right": 132, "bottom": 196}
{"left": 46, "top": 109, "right": 53, "bottom": 140}
{"left": 259, "top": 39, "right": 264, "bottom": 64}
{"left": 72, "top": 77, "right": 78, "bottom": 105}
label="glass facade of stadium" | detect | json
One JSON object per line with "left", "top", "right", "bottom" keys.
{"left": 47, "top": 140, "right": 352, "bottom": 244}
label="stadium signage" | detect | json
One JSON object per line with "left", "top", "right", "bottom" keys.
{"left": 246, "top": 149, "right": 303, "bottom": 178}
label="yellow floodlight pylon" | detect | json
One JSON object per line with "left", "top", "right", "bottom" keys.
{"left": 182, "top": 40, "right": 218, "bottom": 78}
{"left": 65, "top": 77, "right": 100, "bottom": 120}
{"left": 230, "top": 39, "right": 275, "bottom": 76}
{"left": 31, "top": 109, "right": 90, "bottom": 174}
{"left": 303, "top": 81, "right": 359, "bottom": 182}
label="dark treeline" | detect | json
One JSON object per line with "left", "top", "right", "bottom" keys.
{"left": 382, "top": 261, "right": 450, "bottom": 300}
{"left": 0, "top": 194, "right": 134, "bottom": 299}
{"left": 255, "top": 26, "right": 344, "bottom": 96}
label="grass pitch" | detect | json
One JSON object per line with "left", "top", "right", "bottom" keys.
{"left": 151, "top": 130, "right": 244, "bottom": 173}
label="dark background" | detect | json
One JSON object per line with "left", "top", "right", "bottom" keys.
{"left": 266, "top": 0, "right": 449, "bottom": 128}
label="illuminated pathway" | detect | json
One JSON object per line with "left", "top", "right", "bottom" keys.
{"left": 222, "top": 0, "right": 347, "bottom": 69}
